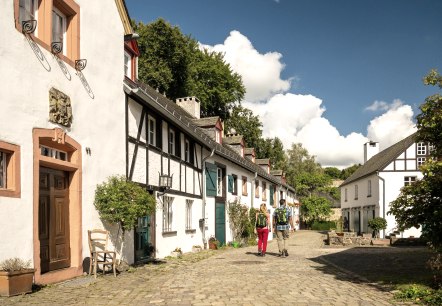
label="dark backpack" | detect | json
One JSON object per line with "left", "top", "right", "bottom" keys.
{"left": 256, "top": 213, "right": 267, "bottom": 228}
{"left": 275, "top": 208, "right": 288, "bottom": 225}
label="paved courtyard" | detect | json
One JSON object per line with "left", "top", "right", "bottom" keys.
{"left": 1, "top": 231, "right": 415, "bottom": 305}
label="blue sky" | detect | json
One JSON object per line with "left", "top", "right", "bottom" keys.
{"left": 125, "top": 0, "right": 442, "bottom": 168}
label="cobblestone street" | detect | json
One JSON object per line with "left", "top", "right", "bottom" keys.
{"left": 1, "top": 231, "right": 412, "bottom": 305}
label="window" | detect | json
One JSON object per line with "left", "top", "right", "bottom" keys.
{"left": 417, "top": 157, "right": 426, "bottom": 167}
{"left": 147, "top": 116, "right": 156, "bottom": 146}
{"left": 344, "top": 188, "right": 348, "bottom": 202}
{"left": 14, "top": 0, "right": 80, "bottom": 65}
{"left": 215, "top": 129, "right": 221, "bottom": 144}
{"left": 255, "top": 180, "right": 259, "bottom": 198}
{"left": 19, "top": 0, "right": 37, "bottom": 26}
{"left": 124, "top": 51, "right": 132, "bottom": 79}
{"left": 242, "top": 176, "right": 248, "bottom": 196}
{"left": 168, "top": 129, "right": 175, "bottom": 155}
{"left": 185, "top": 139, "right": 190, "bottom": 163}
{"left": 185, "top": 200, "right": 193, "bottom": 230}
{"left": 262, "top": 182, "right": 267, "bottom": 200}
{"left": 404, "top": 176, "right": 416, "bottom": 186}
{"left": 40, "top": 145, "right": 67, "bottom": 161}
{"left": 354, "top": 185, "right": 358, "bottom": 200}
{"left": 217, "top": 168, "right": 223, "bottom": 196}
{"left": 0, "top": 141, "right": 21, "bottom": 198}
{"left": 417, "top": 142, "right": 426, "bottom": 155}
{"left": 162, "top": 196, "right": 174, "bottom": 232}
{"left": 367, "top": 180, "right": 372, "bottom": 197}
{"left": 232, "top": 175, "right": 237, "bottom": 195}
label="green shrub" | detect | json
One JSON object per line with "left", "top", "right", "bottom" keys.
{"left": 311, "top": 221, "right": 336, "bottom": 231}
{"left": 394, "top": 284, "right": 442, "bottom": 305}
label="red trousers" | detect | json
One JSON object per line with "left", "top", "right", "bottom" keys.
{"left": 256, "top": 227, "right": 269, "bottom": 253}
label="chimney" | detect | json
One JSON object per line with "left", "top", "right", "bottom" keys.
{"left": 176, "top": 96, "right": 200, "bottom": 119}
{"left": 364, "top": 141, "right": 379, "bottom": 163}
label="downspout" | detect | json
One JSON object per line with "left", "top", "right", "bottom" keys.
{"left": 377, "top": 172, "right": 386, "bottom": 238}
{"left": 201, "top": 148, "right": 215, "bottom": 248}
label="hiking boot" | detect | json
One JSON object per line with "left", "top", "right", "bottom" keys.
{"left": 279, "top": 252, "right": 286, "bottom": 258}
{"left": 284, "top": 249, "right": 289, "bottom": 257}
{"left": 258, "top": 250, "right": 262, "bottom": 256}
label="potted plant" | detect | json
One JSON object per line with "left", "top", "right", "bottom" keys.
{"left": 208, "top": 236, "right": 219, "bottom": 250}
{"left": 170, "top": 247, "right": 182, "bottom": 258}
{"left": 0, "top": 258, "right": 35, "bottom": 297}
{"left": 368, "top": 217, "right": 388, "bottom": 239}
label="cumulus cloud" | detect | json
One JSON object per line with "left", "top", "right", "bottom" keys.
{"left": 201, "top": 31, "right": 416, "bottom": 168}
{"left": 200, "top": 31, "right": 291, "bottom": 102}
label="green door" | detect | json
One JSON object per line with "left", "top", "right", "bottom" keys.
{"left": 215, "top": 202, "right": 226, "bottom": 245}
{"left": 135, "top": 216, "right": 154, "bottom": 261}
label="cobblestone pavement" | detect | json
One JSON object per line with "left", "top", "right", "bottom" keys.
{"left": 1, "top": 231, "right": 414, "bottom": 306}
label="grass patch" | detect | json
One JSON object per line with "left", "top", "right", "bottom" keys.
{"left": 394, "top": 284, "right": 442, "bottom": 305}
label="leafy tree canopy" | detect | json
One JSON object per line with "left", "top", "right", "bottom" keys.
{"left": 257, "top": 137, "right": 286, "bottom": 170}
{"left": 389, "top": 69, "right": 442, "bottom": 251}
{"left": 340, "top": 164, "right": 361, "bottom": 180}
{"left": 224, "top": 105, "right": 263, "bottom": 149}
{"left": 300, "top": 195, "right": 332, "bottom": 225}
{"left": 133, "top": 18, "right": 245, "bottom": 120}
{"left": 324, "top": 167, "right": 341, "bottom": 179}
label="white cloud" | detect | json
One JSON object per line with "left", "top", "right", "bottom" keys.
{"left": 201, "top": 31, "right": 417, "bottom": 168}
{"left": 200, "top": 31, "right": 291, "bottom": 103}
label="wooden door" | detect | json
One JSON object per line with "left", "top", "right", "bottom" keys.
{"left": 39, "top": 167, "right": 70, "bottom": 273}
{"left": 215, "top": 202, "right": 226, "bottom": 245}
{"left": 135, "top": 215, "right": 154, "bottom": 261}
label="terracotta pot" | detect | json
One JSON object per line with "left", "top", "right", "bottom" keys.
{"left": 0, "top": 269, "right": 35, "bottom": 297}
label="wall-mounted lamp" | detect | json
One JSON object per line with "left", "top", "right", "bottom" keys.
{"left": 157, "top": 173, "right": 172, "bottom": 197}
{"left": 51, "top": 42, "right": 63, "bottom": 54}
{"left": 22, "top": 20, "right": 37, "bottom": 34}
{"left": 75, "top": 59, "right": 87, "bottom": 71}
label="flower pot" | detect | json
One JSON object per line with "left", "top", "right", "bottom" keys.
{"left": 0, "top": 269, "right": 35, "bottom": 297}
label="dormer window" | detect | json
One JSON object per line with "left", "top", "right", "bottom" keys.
{"left": 124, "top": 51, "right": 132, "bottom": 79}
{"left": 215, "top": 129, "right": 221, "bottom": 144}
{"left": 240, "top": 147, "right": 244, "bottom": 157}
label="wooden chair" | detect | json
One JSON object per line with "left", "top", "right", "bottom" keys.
{"left": 88, "top": 229, "right": 117, "bottom": 278}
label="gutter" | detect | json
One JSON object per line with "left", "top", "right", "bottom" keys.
{"left": 201, "top": 148, "right": 215, "bottom": 248}
{"left": 377, "top": 172, "right": 386, "bottom": 238}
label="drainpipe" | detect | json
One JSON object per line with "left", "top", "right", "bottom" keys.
{"left": 201, "top": 148, "right": 215, "bottom": 248}
{"left": 377, "top": 172, "right": 386, "bottom": 238}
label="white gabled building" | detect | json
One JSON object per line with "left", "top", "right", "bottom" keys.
{"left": 0, "top": 0, "right": 133, "bottom": 284}
{"left": 340, "top": 133, "right": 429, "bottom": 238}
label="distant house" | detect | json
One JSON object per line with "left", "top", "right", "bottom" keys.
{"left": 340, "top": 133, "right": 430, "bottom": 238}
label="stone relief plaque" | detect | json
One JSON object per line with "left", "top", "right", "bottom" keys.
{"left": 49, "top": 87, "right": 73, "bottom": 127}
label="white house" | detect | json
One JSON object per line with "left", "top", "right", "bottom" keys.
{"left": 0, "top": 0, "right": 133, "bottom": 284}
{"left": 340, "top": 133, "right": 429, "bottom": 238}
{"left": 124, "top": 80, "right": 298, "bottom": 259}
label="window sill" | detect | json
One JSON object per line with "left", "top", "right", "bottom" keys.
{"left": 162, "top": 231, "right": 177, "bottom": 236}
{"left": 0, "top": 188, "right": 21, "bottom": 198}
{"left": 185, "top": 229, "right": 196, "bottom": 234}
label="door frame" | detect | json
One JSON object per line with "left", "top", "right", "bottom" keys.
{"left": 33, "top": 128, "right": 82, "bottom": 284}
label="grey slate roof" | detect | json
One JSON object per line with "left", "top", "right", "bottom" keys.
{"left": 244, "top": 148, "right": 255, "bottom": 155}
{"left": 123, "top": 79, "right": 295, "bottom": 192}
{"left": 191, "top": 117, "right": 219, "bottom": 127}
{"left": 256, "top": 159, "right": 270, "bottom": 165}
{"left": 223, "top": 135, "right": 243, "bottom": 145}
{"left": 270, "top": 170, "right": 283, "bottom": 176}
{"left": 340, "top": 133, "right": 417, "bottom": 187}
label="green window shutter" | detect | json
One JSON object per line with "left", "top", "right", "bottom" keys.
{"left": 269, "top": 185, "right": 274, "bottom": 206}
{"left": 228, "top": 175, "right": 233, "bottom": 193}
{"left": 206, "top": 163, "right": 217, "bottom": 197}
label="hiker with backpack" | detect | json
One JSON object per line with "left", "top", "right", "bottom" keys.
{"left": 255, "top": 203, "right": 270, "bottom": 256}
{"left": 273, "top": 199, "right": 294, "bottom": 257}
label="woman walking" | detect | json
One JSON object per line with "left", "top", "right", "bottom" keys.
{"left": 255, "top": 203, "right": 270, "bottom": 256}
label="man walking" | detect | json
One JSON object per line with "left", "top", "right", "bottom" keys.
{"left": 273, "top": 199, "right": 294, "bottom": 257}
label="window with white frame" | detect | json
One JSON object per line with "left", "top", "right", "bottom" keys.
{"left": 162, "top": 196, "right": 174, "bottom": 232}
{"left": 354, "top": 185, "right": 358, "bottom": 200}
{"left": 217, "top": 168, "right": 223, "bottom": 196}
{"left": 232, "top": 174, "right": 238, "bottom": 195}
{"left": 168, "top": 129, "right": 175, "bottom": 154}
{"left": 417, "top": 142, "right": 426, "bottom": 155}
{"left": 186, "top": 199, "right": 193, "bottom": 230}
{"left": 148, "top": 116, "right": 156, "bottom": 146}
{"left": 404, "top": 176, "right": 416, "bottom": 186}
{"left": 367, "top": 180, "right": 372, "bottom": 197}
{"left": 185, "top": 139, "right": 190, "bottom": 163}
{"left": 417, "top": 157, "right": 426, "bottom": 167}
{"left": 262, "top": 182, "right": 267, "bottom": 200}
{"left": 124, "top": 51, "right": 132, "bottom": 79}
{"left": 52, "top": 7, "right": 66, "bottom": 54}
{"left": 215, "top": 129, "right": 221, "bottom": 143}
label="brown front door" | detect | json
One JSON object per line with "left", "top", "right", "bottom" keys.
{"left": 39, "top": 167, "right": 70, "bottom": 273}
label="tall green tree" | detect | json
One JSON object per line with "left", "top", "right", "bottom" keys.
{"left": 224, "top": 105, "right": 262, "bottom": 149}
{"left": 256, "top": 137, "right": 286, "bottom": 170}
{"left": 134, "top": 18, "right": 245, "bottom": 120}
{"left": 340, "top": 164, "right": 361, "bottom": 180}
{"left": 389, "top": 69, "right": 442, "bottom": 252}
{"left": 324, "top": 167, "right": 341, "bottom": 179}
{"left": 300, "top": 195, "right": 332, "bottom": 225}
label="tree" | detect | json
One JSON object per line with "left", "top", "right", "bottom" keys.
{"left": 134, "top": 19, "right": 245, "bottom": 120}
{"left": 367, "top": 217, "right": 387, "bottom": 238}
{"left": 324, "top": 167, "right": 341, "bottom": 179}
{"left": 300, "top": 195, "right": 332, "bottom": 226}
{"left": 340, "top": 164, "right": 361, "bottom": 180}
{"left": 389, "top": 69, "right": 442, "bottom": 252}
{"left": 224, "top": 105, "right": 263, "bottom": 149}
{"left": 256, "top": 137, "right": 287, "bottom": 170}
